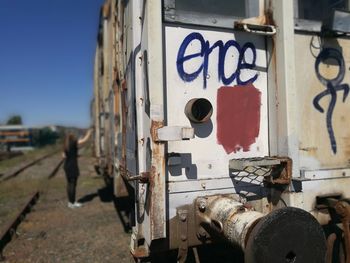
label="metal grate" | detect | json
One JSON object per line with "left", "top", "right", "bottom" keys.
{"left": 229, "top": 157, "right": 288, "bottom": 186}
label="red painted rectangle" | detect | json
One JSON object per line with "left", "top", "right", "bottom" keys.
{"left": 217, "top": 84, "right": 261, "bottom": 154}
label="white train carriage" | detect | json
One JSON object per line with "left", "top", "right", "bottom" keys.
{"left": 93, "top": 1, "right": 350, "bottom": 262}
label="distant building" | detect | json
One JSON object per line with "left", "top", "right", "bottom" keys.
{"left": 0, "top": 125, "right": 34, "bottom": 152}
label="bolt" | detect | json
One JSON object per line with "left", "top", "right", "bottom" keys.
{"left": 239, "top": 196, "right": 247, "bottom": 204}
{"left": 179, "top": 211, "right": 187, "bottom": 222}
{"left": 198, "top": 198, "right": 207, "bottom": 212}
{"left": 181, "top": 234, "right": 187, "bottom": 241}
{"left": 238, "top": 206, "right": 245, "bottom": 212}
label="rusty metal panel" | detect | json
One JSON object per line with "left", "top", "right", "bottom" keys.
{"left": 295, "top": 35, "right": 350, "bottom": 169}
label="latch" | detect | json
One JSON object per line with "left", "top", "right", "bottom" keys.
{"left": 155, "top": 126, "right": 194, "bottom": 142}
{"left": 119, "top": 165, "right": 150, "bottom": 183}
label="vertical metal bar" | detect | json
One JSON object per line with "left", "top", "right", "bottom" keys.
{"left": 146, "top": 0, "right": 166, "bottom": 240}
{"left": 271, "top": 0, "right": 300, "bottom": 177}
{"left": 193, "top": 247, "right": 200, "bottom": 263}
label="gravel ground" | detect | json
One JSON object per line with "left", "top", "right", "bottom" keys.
{"left": 1, "top": 154, "right": 133, "bottom": 263}
{"left": 0, "top": 149, "right": 247, "bottom": 263}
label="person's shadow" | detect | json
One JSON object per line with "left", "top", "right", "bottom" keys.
{"left": 77, "top": 176, "right": 132, "bottom": 233}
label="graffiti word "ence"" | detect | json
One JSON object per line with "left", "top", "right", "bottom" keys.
{"left": 176, "top": 32, "right": 258, "bottom": 88}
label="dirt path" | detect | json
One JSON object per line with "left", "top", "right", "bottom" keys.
{"left": 1, "top": 156, "right": 132, "bottom": 263}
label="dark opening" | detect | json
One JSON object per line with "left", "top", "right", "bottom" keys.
{"left": 210, "top": 219, "right": 223, "bottom": 233}
{"left": 285, "top": 251, "right": 296, "bottom": 263}
{"left": 185, "top": 98, "right": 213, "bottom": 123}
{"left": 137, "top": 238, "right": 145, "bottom": 247}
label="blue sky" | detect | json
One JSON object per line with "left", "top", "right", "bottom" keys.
{"left": 0, "top": 0, "right": 104, "bottom": 128}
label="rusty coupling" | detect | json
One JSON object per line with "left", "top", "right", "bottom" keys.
{"left": 195, "top": 195, "right": 327, "bottom": 263}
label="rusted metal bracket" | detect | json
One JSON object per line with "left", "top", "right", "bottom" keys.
{"left": 335, "top": 201, "right": 350, "bottom": 263}
{"left": 177, "top": 208, "right": 189, "bottom": 263}
{"left": 316, "top": 195, "right": 350, "bottom": 262}
{"left": 265, "top": 157, "right": 292, "bottom": 185}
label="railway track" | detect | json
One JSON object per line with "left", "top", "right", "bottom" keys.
{"left": 1, "top": 151, "right": 58, "bottom": 182}
{"left": 0, "top": 153, "right": 64, "bottom": 260}
{"left": 0, "top": 192, "right": 40, "bottom": 261}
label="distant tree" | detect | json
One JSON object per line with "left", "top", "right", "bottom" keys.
{"left": 32, "top": 127, "right": 59, "bottom": 147}
{"left": 6, "top": 115, "right": 22, "bottom": 125}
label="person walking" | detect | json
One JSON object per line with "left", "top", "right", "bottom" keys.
{"left": 62, "top": 129, "right": 92, "bottom": 208}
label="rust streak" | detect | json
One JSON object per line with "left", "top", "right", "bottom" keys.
{"left": 131, "top": 247, "right": 149, "bottom": 259}
{"left": 150, "top": 120, "right": 164, "bottom": 142}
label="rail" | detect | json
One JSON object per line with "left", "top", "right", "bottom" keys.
{"left": 0, "top": 192, "right": 40, "bottom": 261}
{"left": 0, "top": 154, "right": 65, "bottom": 260}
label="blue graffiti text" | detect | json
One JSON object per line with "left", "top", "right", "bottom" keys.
{"left": 176, "top": 32, "right": 258, "bottom": 88}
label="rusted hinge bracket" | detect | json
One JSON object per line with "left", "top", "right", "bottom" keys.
{"left": 177, "top": 208, "right": 189, "bottom": 263}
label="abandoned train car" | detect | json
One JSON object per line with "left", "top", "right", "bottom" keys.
{"left": 92, "top": 0, "right": 350, "bottom": 262}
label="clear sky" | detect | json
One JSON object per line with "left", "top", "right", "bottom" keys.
{"left": 0, "top": 0, "right": 104, "bottom": 128}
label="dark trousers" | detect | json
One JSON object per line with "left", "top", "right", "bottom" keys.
{"left": 66, "top": 176, "right": 77, "bottom": 203}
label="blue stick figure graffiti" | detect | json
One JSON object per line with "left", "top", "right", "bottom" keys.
{"left": 313, "top": 48, "right": 349, "bottom": 154}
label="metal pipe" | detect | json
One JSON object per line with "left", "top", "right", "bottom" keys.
{"left": 197, "top": 196, "right": 263, "bottom": 249}
{"left": 196, "top": 196, "right": 327, "bottom": 263}
{"left": 185, "top": 98, "right": 213, "bottom": 123}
